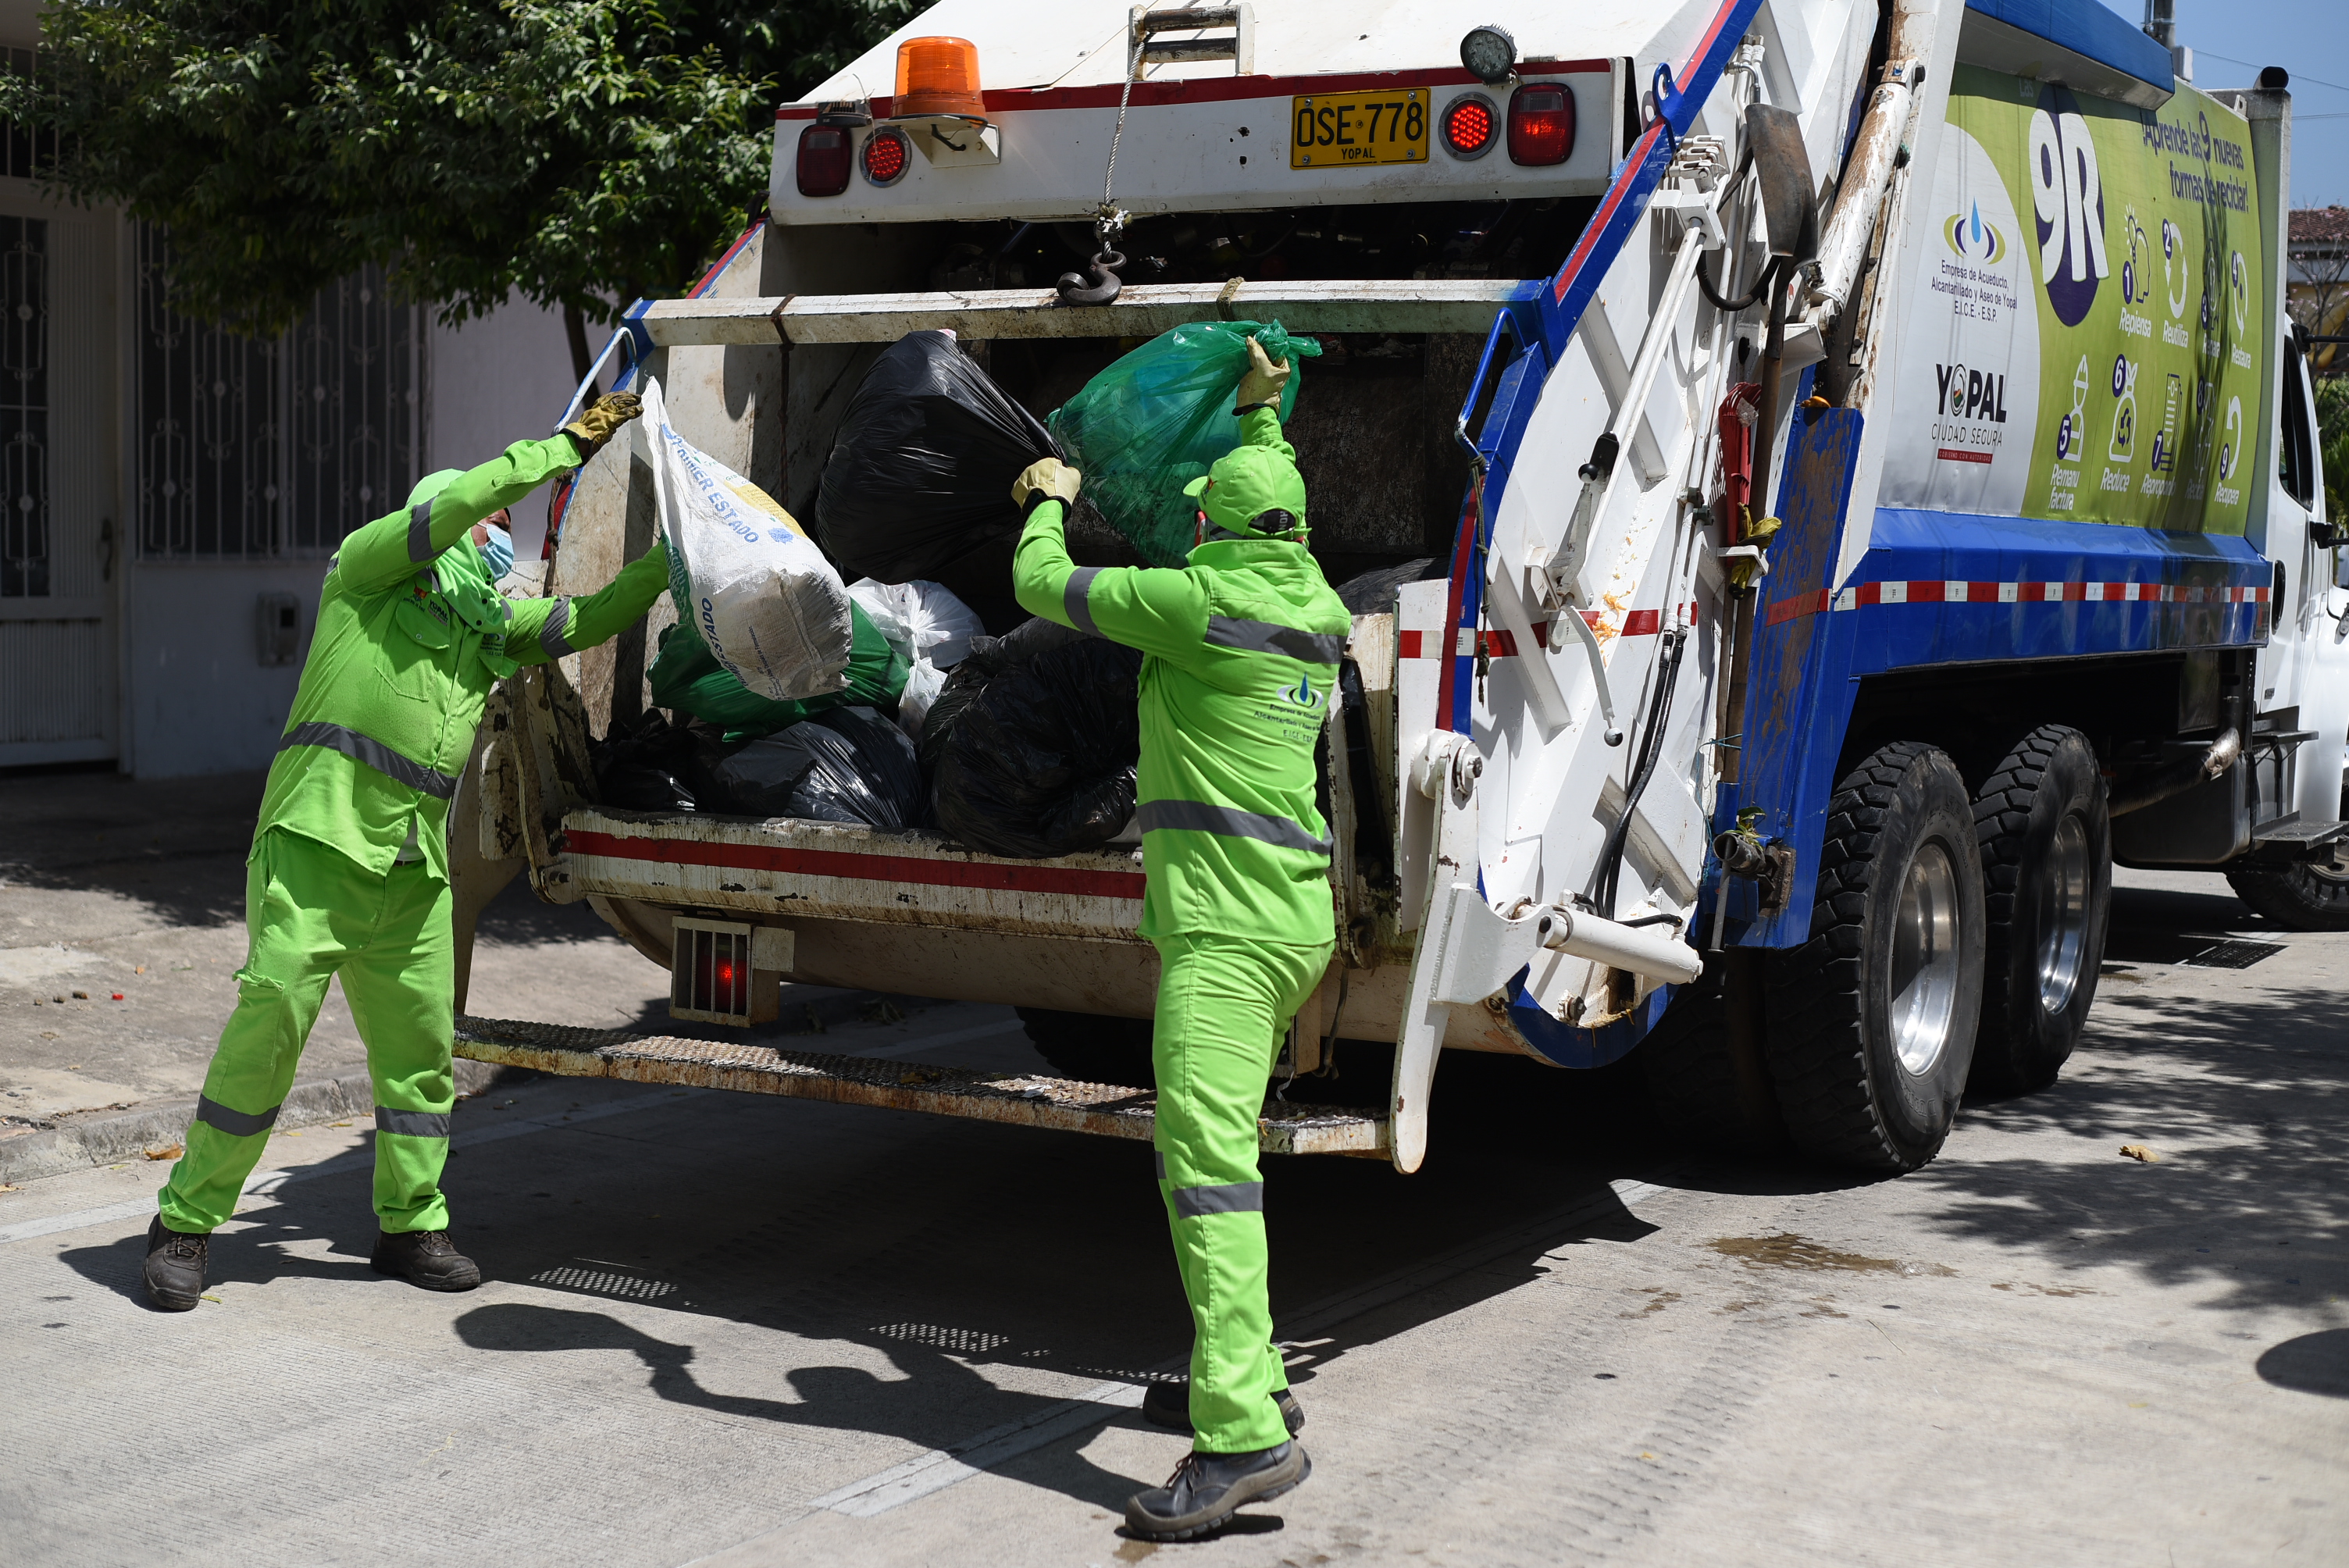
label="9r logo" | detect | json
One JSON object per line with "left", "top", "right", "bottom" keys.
{"left": 2027, "top": 87, "right": 2107, "bottom": 327}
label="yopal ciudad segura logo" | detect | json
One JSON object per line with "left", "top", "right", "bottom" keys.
{"left": 2027, "top": 84, "right": 2108, "bottom": 326}
{"left": 1943, "top": 202, "right": 2007, "bottom": 263}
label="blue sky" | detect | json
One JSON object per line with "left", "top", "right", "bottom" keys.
{"left": 2091, "top": 0, "right": 2349, "bottom": 207}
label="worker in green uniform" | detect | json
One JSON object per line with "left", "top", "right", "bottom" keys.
{"left": 1011, "top": 338, "right": 1348, "bottom": 1540}
{"left": 144, "top": 394, "right": 662, "bottom": 1312}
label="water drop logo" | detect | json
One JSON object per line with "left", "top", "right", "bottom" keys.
{"left": 1282, "top": 669, "right": 1325, "bottom": 709}
{"left": 1942, "top": 201, "right": 2007, "bottom": 263}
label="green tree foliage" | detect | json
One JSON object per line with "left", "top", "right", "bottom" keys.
{"left": 2316, "top": 375, "right": 2349, "bottom": 525}
{"left": 6, "top": 1, "right": 911, "bottom": 351}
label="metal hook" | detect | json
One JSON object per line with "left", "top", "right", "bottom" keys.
{"left": 1054, "top": 248, "right": 1126, "bottom": 308}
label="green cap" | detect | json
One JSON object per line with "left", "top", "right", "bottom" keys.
{"left": 408, "top": 469, "right": 464, "bottom": 510}
{"left": 1182, "top": 444, "right": 1307, "bottom": 537}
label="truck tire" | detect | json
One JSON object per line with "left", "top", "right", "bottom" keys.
{"left": 1017, "top": 1008, "right": 1155, "bottom": 1088}
{"left": 2226, "top": 850, "right": 2349, "bottom": 932}
{"left": 1638, "top": 953, "right": 1786, "bottom": 1151}
{"left": 1969, "top": 725, "right": 2111, "bottom": 1095}
{"left": 1764, "top": 742, "right": 1986, "bottom": 1171}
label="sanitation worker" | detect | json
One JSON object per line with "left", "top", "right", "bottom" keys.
{"left": 1011, "top": 338, "right": 1346, "bottom": 1539}
{"left": 143, "top": 394, "right": 661, "bottom": 1312}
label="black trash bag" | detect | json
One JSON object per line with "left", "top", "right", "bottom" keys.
{"left": 929, "top": 625, "right": 1144, "bottom": 859}
{"left": 1332, "top": 558, "right": 1442, "bottom": 615}
{"left": 592, "top": 710, "right": 703, "bottom": 813}
{"left": 711, "top": 707, "right": 927, "bottom": 829}
{"left": 815, "top": 330, "right": 1062, "bottom": 583}
{"left": 916, "top": 616, "right": 1097, "bottom": 775}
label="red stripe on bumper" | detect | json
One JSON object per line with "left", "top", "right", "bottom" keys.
{"left": 565, "top": 829, "right": 1147, "bottom": 900}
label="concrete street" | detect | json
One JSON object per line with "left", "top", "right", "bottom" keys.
{"left": 0, "top": 768, "right": 2342, "bottom": 1566}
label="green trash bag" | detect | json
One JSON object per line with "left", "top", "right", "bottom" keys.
{"left": 650, "top": 600, "right": 910, "bottom": 743}
{"left": 1046, "top": 319, "right": 1321, "bottom": 567}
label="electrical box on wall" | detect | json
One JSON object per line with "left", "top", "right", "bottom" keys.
{"left": 256, "top": 592, "right": 302, "bottom": 667}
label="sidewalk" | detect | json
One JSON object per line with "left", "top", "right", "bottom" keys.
{"left": 0, "top": 767, "right": 904, "bottom": 1182}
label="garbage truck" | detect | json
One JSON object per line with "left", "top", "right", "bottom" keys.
{"left": 452, "top": 0, "right": 2344, "bottom": 1173}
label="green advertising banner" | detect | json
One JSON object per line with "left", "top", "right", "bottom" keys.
{"left": 1884, "top": 66, "right": 2265, "bottom": 533}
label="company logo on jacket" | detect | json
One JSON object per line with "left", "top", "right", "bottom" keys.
{"left": 1281, "top": 670, "right": 1325, "bottom": 709}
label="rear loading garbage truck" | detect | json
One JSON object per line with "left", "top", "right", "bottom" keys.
{"left": 454, "top": 0, "right": 2344, "bottom": 1173}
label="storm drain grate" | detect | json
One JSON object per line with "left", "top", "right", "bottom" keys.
{"left": 531, "top": 1263, "right": 679, "bottom": 1300}
{"left": 2180, "top": 939, "right": 2286, "bottom": 969}
{"left": 870, "top": 1322, "right": 1015, "bottom": 1354}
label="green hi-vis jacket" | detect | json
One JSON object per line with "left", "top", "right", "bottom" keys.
{"left": 255, "top": 433, "right": 669, "bottom": 884}
{"left": 1012, "top": 408, "right": 1352, "bottom": 944}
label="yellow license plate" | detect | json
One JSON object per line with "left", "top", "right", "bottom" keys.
{"left": 1289, "top": 89, "right": 1428, "bottom": 169}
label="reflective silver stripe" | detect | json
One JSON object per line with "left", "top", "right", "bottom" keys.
{"left": 408, "top": 498, "right": 434, "bottom": 562}
{"left": 1154, "top": 1149, "right": 1167, "bottom": 1180}
{"left": 1204, "top": 615, "right": 1343, "bottom": 665}
{"left": 375, "top": 1107, "right": 451, "bottom": 1139}
{"left": 280, "top": 721, "right": 460, "bottom": 800}
{"left": 1136, "top": 799, "right": 1330, "bottom": 855}
{"left": 196, "top": 1095, "right": 280, "bottom": 1138}
{"left": 1172, "top": 1181, "right": 1264, "bottom": 1219}
{"left": 539, "top": 597, "right": 576, "bottom": 659}
{"left": 1064, "top": 567, "right": 1102, "bottom": 636}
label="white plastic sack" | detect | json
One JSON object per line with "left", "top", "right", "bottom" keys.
{"left": 896, "top": 657, "right": 948, "bottom": 741}
{"left": 847, "top": 578, "right": 986, "bottom": 669}
{"left": 642, "top": 375, "right": 852, "bottom": 702}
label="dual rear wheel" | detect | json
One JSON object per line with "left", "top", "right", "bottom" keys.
{"left": 1647, "top": 725, "right": 2112, "bottom": 1171}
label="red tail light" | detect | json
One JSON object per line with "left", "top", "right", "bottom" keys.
{"left": 1508, "top": 83, "right": 1574, "bottom": 166}
{"left": 797, "top": 124, "right": 852, "bottom": 197}
{"left": 1439, "top": 93, "right": 1499, "bottom": 160}
{"left": 862, "top": 127, "right": 910, "bottom": 186}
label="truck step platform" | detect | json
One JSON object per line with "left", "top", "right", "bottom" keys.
{"left": 453, "top": 1017, "right": 1389, "bottom": 1157}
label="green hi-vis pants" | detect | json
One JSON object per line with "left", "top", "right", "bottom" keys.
{"left": 1151, "top": 932, "right": 1333, "bottom": 1454}
{"left": 158, "top": 829, "right": 457, "bottom": 1236}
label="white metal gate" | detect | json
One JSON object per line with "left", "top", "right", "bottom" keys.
{"left": 0, "top": 192, "right": 118, "bottom": 768}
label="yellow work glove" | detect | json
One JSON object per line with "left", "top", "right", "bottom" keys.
{"left": 1012, "top": 457, "right": 1082, "bottom": 510}
{"left": 561, "top": 391, "right": 643, "bottom": 454}
{"left": 1729, "top": 513, "right": 1780, "bottom": 593}
{"left": 1235, "top": 337, "right": 1291, "bottom": 410}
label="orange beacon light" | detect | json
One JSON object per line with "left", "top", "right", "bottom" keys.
{"left": 894, "top": 36, "right": 986, "bottom": 119}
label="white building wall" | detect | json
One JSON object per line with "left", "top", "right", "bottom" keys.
{"left": 123, "top": 297, "right": 601, "bottom": 779}
{"left": 426, "top": 294, "right": 604, "bottom": 560}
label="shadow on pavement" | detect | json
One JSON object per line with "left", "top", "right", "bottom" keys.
{"left": 51, "top": 1048, "right": 1702, "bottom": 1514}
{"left": 0, "top": 770, "right": 265, "bottom": 930}
{"left": 454, "top": 1300, "right": 1150, "bottom": 1511}
{"left": 1908, "top": 982, "right": 2347, "bottom": 1308}
{"left": 2256, "top": 1328, "right": 2349, "bottom": 1398}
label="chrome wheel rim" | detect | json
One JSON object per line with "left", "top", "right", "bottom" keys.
{"left": 2037, "top": 814, "right": 2092, "bottom": 1015}
{"left": 1890, "top": 842, "right": 1962, "bottom": 1075}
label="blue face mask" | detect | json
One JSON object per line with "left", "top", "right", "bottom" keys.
{"left": 477, "top": 525, "right": 514, "bottom": 583}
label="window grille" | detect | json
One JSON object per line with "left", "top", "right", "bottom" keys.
{"left": 0, "top": 216, "right": 46, "bottom": 598}
{"left": 134, "top": 226, "right": 425, "bottom": 559}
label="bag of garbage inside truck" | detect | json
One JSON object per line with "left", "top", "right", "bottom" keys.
{"left": 927, "top": 620, "right": 1144, "bottom": 860}
{"left": 847, "top": 577, "right": 987, "bottom": 669}
{"left": 815, "top": 330, "right": 1063, "bottom": 583}
{"left": 642, "top": 374, "right": 854, "bottom": 703}
{"left": 1045, "top": 319, "right": 1321, "bottom": 568}
{"left": 711, "top": 706, "right": 927, "bottom": 829}
{"left": 649, "top": 602, "right": 910, "bottom": 743}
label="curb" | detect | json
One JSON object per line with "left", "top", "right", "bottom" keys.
{"left": 0, "top": 988, "right": 936, "bottom": 1185}
{"left": 0, "top": 1060, "right": 523, "bottom": 1186}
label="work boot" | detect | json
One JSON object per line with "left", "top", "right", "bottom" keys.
{"left": 1125, "top": 1441, "right": 1310, "bottom": 1541}
{"left": 370, "top": 1229, "right": 482, "bottom": 1292}
{"left": 143, "top": 1215, "right": 208, "bottom": 1312}
{"left": 1141, "top": 1380, "right": 1305, "bottom": 1438}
